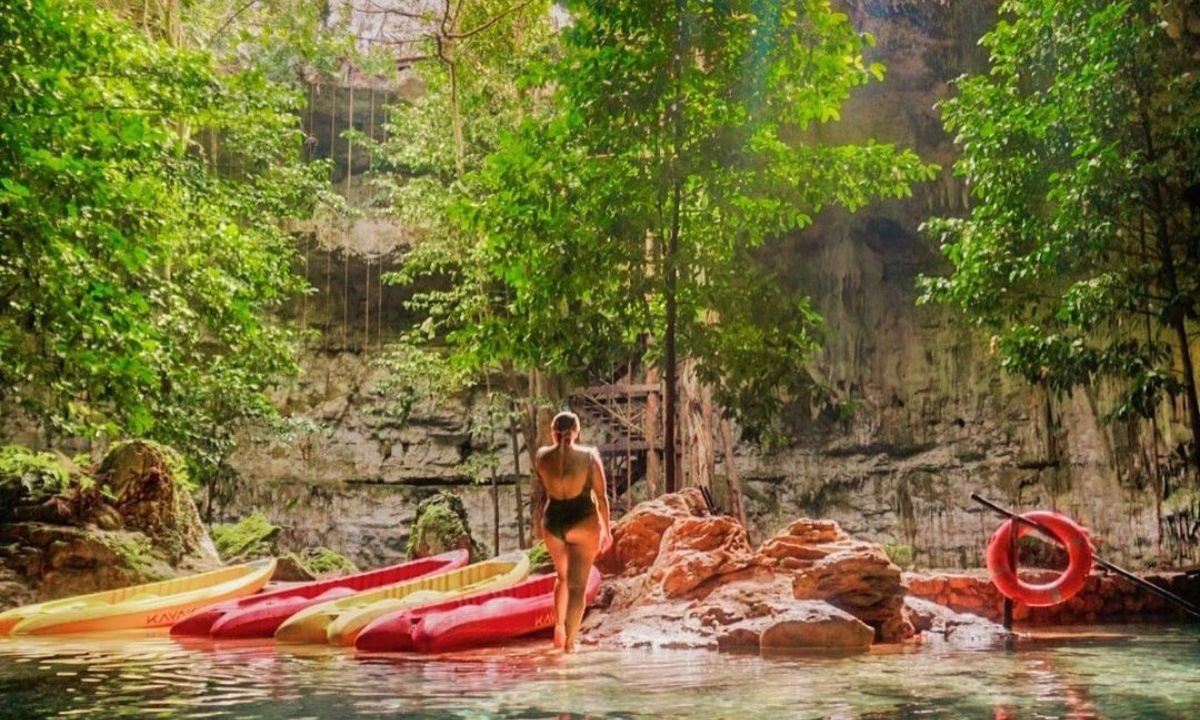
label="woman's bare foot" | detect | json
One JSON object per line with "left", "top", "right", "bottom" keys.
{"left": 562, "top": 635, "right": 576, "bottom": 654}
{"left": 554, "top": 624, "right": 566, "bottom": 649}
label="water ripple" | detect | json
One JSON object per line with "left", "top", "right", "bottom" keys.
{"left": 0, "top": 626, "right": 1197, "bottom": 719}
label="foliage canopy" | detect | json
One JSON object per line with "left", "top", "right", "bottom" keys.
{"left": 0, "top": 0, "right": 334, "bottom": 478}
{"left": 444, "top": 0, "right": 938, "bottom": 441}
{"left": 920, "top": 0, "right": 1200, "bottom": 456}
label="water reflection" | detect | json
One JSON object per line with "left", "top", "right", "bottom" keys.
{"left": 0, "top": 627, "right": 1196, "bottom": 719}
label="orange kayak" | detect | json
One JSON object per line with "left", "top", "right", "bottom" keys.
{"left": 0, "top": 559, "right": 276, "bottom": 635}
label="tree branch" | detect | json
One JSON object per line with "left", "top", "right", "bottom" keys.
{"left": 206, "top": 0, "right": 259, "bottom": 48}
{"left": 448, "top": 0, "right": 536, "bottom": 40}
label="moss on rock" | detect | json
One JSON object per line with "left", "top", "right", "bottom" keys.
{"left": 527, "top": 542, "right": 553, "bottom": 574}
{"left": 405, "top": 492, "right": 487, "bottom": 562}
{"left": 0, "top": 440, "right": 221, "bottom": 607}
{"left": 882, "top": 543, "right": 914, "bottom": 569}
{"left": 98, "top": 531, "right": 173, "bottom": 582}
{"left": 211, "top": 512, "right": 280, "bottom": 562}
{"left": 300, "top": 546, "right": 357, "bottom": 576}
{"left": 0, "top": 445, "right": 87, "bottom": 516}
{"left": 96, "top": 440, "right": 216, "bottom": 566}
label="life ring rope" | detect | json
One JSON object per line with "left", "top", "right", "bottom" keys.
{"left": 985, "top": 510, "right": 1094, "bottom": 607}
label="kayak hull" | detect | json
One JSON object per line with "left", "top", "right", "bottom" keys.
{"left": 276, "top": 552, "right": 530, "bottom": 645}
{"left": 0, "top": 560, "right": 276, "bottom": 636}
{"left": 170, "top": 551, "right": 468, "bottom": 638}
{"left": 356, "top": 568, "right": 601, "bottom": 653}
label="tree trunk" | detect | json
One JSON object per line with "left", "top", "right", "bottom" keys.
{"left": 700, "top": 374, "right": 716, "bottom": 486}
{"left": 624, "top": 378, "right": 633, "bottom": 513}
{"left": 1139, "top": 219, "right": 1166, "bottom": 563}
{"left": 664, "top": 221, "right": 678, "bottom": 493}
{"left": 644, "top": 368, "right": 661, "bottom": 498}
{"left": 664, "top": 0, "right": 685, "bottom": 494}
{"left": 489, "top": 464, "right": 500, "bottom": 556}
{"left": 1170, "top": 316, "right": 1200, "bottom": 474}
{"left": 1151, "top": 207, "right": 1200, "bottom": 474}
{"left": 1133, "top": 70, "right": 1200, "bottom": 473}
{"left": 345, "top": 82, "right": 354, "bottom": 197}
{"left": 1149, "top": 411, "right": 1165, "bottom": 565}
{"left": 719, "top": 418, "right": 748, "bottom": 531}
{"left": 523, "top": 369, "right": 563, "bottom": 538}
{"left": 509, "top": 407, "right": 526, "bottom": 549}
{"left": 642, "top": 228, "right": 661, "bottom": 498}
{"left": 678, "top": 360, "right": 714, "bottom": 489}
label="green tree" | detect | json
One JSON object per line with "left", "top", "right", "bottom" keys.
{"left": 454, "top": 0, "right": 938, "bottom": 489}
{"left": 362, "top": 0, "right": 555, "bottom": 543}
{"left": 919, "top": 0, "right": 1200, "bottom": 471}
{"left": 0, "top": 0, "right": 334, "bottom": 486}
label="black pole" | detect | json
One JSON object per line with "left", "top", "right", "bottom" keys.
{"left": 970, "top": 493, "right": 1200, "bottom": 620}
{"left": 1003, "top": 515, "right": 1016, "bottom": 631}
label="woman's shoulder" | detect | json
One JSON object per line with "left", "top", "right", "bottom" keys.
{"left": 572, "top": 444, "right": 600, "bottom": 461}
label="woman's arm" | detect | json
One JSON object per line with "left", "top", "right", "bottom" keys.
{"left": 530, "top": 456, "right": 546, "bottom": 542}
{"left": 590, "top": 449, "right": 612, "bottom": 551}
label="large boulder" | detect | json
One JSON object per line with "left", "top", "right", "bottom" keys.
{"left": 596, "top": 489, "right": 707, "bottom": 577}
{"left": 584, "top": 571, "right": 875, "bottom": 652}
{"left": 211, "top": 512, "right": 359, "bottom": 582}
{"left": 762, "top": 518, "right": 914, "bottom": 642}
{"left": 96, "top": 440, "right": 219, "bottom": 566}
{"left": 586, "top": 489, "right": 903, "bottom": 651}
{"left": 274, "top": 547, "right": 360, "bottom": 582}
{"left": 0, "top": 440, "right": 219, "bottom": 608}
{"left": 689, "top": 576, "right": 874, "bottom": 652}
{"left": 904, "top": 596, "right": 1012, "bottom": 648}
{"left": 211, "top": 511, "right": 282, "bottom": 563}
{"left": 0, "top": 522, "right": 176, "bottom": 601}
{"left": 405, "top": 492, "right": 487, "bottom": 562}
{"left": 646, "top": 514, "right": 755, "bottom": 598}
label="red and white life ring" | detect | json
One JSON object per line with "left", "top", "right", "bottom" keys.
{"left": 986, "top": 510, "right": 1094, "bottom": 607}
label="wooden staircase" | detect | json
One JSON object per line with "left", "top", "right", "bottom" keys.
{"left": 569, "top": 383, "right": 661, "bottom": 498}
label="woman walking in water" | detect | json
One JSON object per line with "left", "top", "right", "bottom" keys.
{"left": 534, "top": 411, "right": 612, "bottom": 653}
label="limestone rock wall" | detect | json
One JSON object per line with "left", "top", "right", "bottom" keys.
{"left": 223, "top": 352, "right": 527, "bottom": 568}
{"left": 726, "top": 0, "right": 1198, "bottom": 569}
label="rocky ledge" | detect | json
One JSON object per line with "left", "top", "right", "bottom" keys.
{"left": 907, "top": 568, "right": 1200, "bottom": 624}
{"left": 583, "top": 489, "right": 1006, "bottom": 652}
{"left": 0, "top": 441, "right": 219, "bottom": 607}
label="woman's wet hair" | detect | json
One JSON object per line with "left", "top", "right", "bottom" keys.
{"left": 551, "top": 411, "right": 580, "bottom": 476}
{"left": 552, "top": 411, "right": 579, "bottom": 442}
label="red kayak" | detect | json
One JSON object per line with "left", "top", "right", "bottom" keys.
{"left": 170, "top": 550, "right": 469, "bottom": 639}
{"left": 355, "top": 567, "right": 601, "bottom": 652}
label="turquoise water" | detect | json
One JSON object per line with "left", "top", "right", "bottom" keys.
{"left": 0, "top": 626, "right": 1197, "bottom": 719}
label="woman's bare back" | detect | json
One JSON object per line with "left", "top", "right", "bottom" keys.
{"left": 535, "top": 444, "right": 596, "bottom": 500}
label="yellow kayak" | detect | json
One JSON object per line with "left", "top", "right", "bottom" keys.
{"left": 276, "top": 552, "right": 530, "bottom": 646}
{"left": 0, "top": 559, "right": 276, "bottom": 636}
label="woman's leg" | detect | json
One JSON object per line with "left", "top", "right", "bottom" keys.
{"left": 542, "top": 526, "right": 570, "bottom": 648}
{"left": 561, "top": 513, "right": 601, "bottom": 652}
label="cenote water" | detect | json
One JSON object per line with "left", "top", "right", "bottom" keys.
{"left": 0, "top": 626, "right": 1197, "bottom": 719}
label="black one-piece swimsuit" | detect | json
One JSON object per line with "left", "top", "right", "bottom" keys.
{"left": 543, "top": 484, "right": 597, "bottom": 541}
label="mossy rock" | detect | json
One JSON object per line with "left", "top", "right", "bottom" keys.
{"left": 273, "top": 546, "right": 359, "bottom": 582}
{"left": 0, "top": 523, "right": 174, "bottom": 606}
{"left": 96, "top": 440, "right": 215, "bottom": 566}
{"left": 0, "top": 445, "right": 91, "bottom": 523}
{"left": 211, "top": 512, "right": 280, "bottom": 562}
{"left": 300, "top": 547, "right": 357, "bottom": 576}
{"left": 405, "top": 492, "right": 487, "bottom": 562}
{"left": 527, "top": 542, "right": 553, "bottom": 575}
{"left": 882, "top": 543, "right": 914, "bottom": 569}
